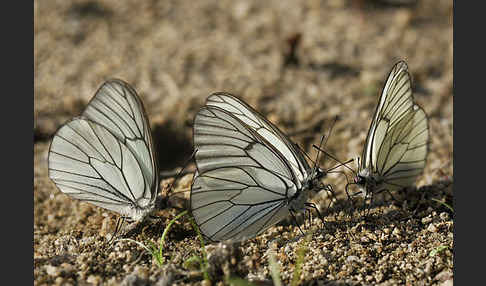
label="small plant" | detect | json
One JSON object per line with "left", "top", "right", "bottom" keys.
{"left": 187, "top": 217, "right": 211, "bottom": 281}
{"left": 116, "top": 210, "right": 188, "bottom": 267}
{"left": 152, "top": 210, "right": 189, "bottom": 266}
{"left": 268, "top": 251, "right": 283, "bottom": 286}
{"left": 431, "top": 198, "right": 454, "bottom": 213}
{"left": 429, "top": 245, "right": 449, "bottom": 257}
{"left": 291, "top": 231, "right": 313, "bottom": 286}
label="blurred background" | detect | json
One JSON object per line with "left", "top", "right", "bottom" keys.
{"left": 34, "top": 0, "right": 453, "bottom": 284}
{"left": 34, "top": 0, "right": 452, "bottom": 172}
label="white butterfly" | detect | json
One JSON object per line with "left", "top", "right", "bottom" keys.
{"left": 190, "top": 93, "right": 329, "bottom": 242}
{"left": 352, "top": 61, "right": 429, "bottom": 201}
{"left": 48, "top": 79, "right": 159, "bottom": 223}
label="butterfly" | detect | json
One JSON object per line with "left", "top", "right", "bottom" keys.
{"left": 48, "top": 79, "right": 159, "bottom": 224}
{"left": 350, "top": 60, "right": 429, "bottom": 204}
{"left": 190, "top": 93, "right": 331, "bottom": 242}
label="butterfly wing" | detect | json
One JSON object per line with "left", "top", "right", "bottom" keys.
{"left": 82, "top": 79, "right": 158, "bottom": 203}
{"left": 361, "top": 61, "right": 429, "bottom": 191}
{"left": 205, "top": 93, "right": 310, "bottom": 186}
{"left": 375, "top": 104, "right": 428, "bottom": 192}
{"left": 191, "top": 106, "right": 299, "bottom": 242}
{"left": 48, "top": 118, "right": 154, "bottom": 219}
{"left": 48, "top": 80, "right": 158, "bottom": 220}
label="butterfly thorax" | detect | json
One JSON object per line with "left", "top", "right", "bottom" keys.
{"left": 289, "top": 168, "right": 324, "bottom": 212}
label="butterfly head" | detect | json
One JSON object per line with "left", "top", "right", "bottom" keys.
{"left": 315, "top": 167, "right": 326, "bottom": 180}
{"left": 306, "top": 167, "right": 326, "bottom": 191}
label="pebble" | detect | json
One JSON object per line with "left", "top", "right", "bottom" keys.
{"left": 440, "top": 212, "right": 449, "bottom": 220}
{"left": 87, "top": 275, "right": 102, "bottom": 284}
{"left": 422, "top": 216, "right": 433, "bottom": 224}
{"left": 201, "top": 280, "right": 212, "bottom": 286}
{"left": 427, "top": 224, "right": 438, "bottom": 233}
{"left": 45, "top": 265, "right": 59, "bottom": 276}
{"left": 346, "top": 255, "right": 360, "bottom": 263}
{"left": 434, "top": 270, "right": 453, "bottom": 282}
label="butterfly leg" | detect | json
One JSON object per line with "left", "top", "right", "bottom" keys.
{"left": 289, "top": 209, "right": 305, "bottom": 236}
{"left": 165, "top": 149, "right": 197, "bottom": 197}
{"left": 305, "top": 202, "right": 325, "bottom": 226}
{"left": 324, "top": 184, "right": 349, "bottom": 222}
{"left": 108, "top": 216, "right": 126, "bottom": 245}
{"left": 344, "top": 183, "right": 358, "bottom": 213}
{"left": 304, "top": 207, "right": 311, "bottom": 230}
{"left": 362, "top": 191, "right": 374, "bottom": 220}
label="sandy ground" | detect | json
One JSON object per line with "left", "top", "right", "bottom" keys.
{"left": 34, "top": 0, "right": 453, "bottom": 285}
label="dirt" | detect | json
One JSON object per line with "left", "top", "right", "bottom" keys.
{"left": 34, "top": 0, "right": 453, "bottom": 285}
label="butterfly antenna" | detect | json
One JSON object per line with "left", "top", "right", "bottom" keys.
{"left": 312, "top": 134, "right": 326, "bottom": 175}
{"left": 326, "top": 158, "right": 354, "bottom": 173}
{"left": 312, "top": 116, "right": 338, "bottom": 173}
{"left": 321, "top": 116, "right": 338, "bottom": 154}
{"left": 295, "top": 143, "right": 317, "bottom": 166}
{"left": 312, "top": 145, "right": 355, "bottom": 174}
{"left": 165, "top": 149, "right": 197, "bottom": 198}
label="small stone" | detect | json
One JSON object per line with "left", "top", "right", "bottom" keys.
{"left": 346, "top": 255, "right": 360, "bottom": 263}
{"left": 201, "top": 279, "right": 212, "bottom": 286}
{"left": 440, "top": 279, "right": 453, "bottom": 286}
{"left": 440, "top": 212, "right": 449, "bottom": 220}
{"left": 434, "top": 270, "right": 453, "bottom": 282}
{"left": 392, "top": 228, "right": 401, "bottom": 236}
{"left": 425, "top": 261, "right": 433, "bottom": 274}
{"left": 45, "top": 265, "right": 60, "bottom": 276}
{"left": 86, "top": 275, "right": 102, "bottom": 284}
{"left": 427, "top": 224, "right": 437, "bottom": 233}
{"left": 60, "top": 263, "right": 75, "bottom": 275}
{"left": 422, "top": 216, "right": 432, "bottom": 224}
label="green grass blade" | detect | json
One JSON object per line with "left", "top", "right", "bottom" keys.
{"left": 431, "top": 198, "right": 454, "bottom": 213}
{"left": 268, "top": 251, "right": 282, "bottom": 286}
{"left": 158, "top": 210, "right": 188, "bottom": 262}
{"left": 429, "top": 245, "right": 448, "bottom": 257}
{"left": 291, "top": 231, "right": 313, "bottom": 286}
{"left": 189, "top": 216, "right": 210, "bottom": 281}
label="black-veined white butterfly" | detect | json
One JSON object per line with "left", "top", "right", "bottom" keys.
{"left": 350, "top": 61, "right": 429, "bottom": 203}
{"left": 190, "top": 93, "right": 330, "bottom": 242}
{"left": 48, "top": 79, "right": 159, "bottom": 224}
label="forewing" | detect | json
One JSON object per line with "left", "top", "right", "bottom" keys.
{"left": 206, "top": 93, "right": 310, "bottom": 184}
{"left": 48, "top": 118, "right": 153, "bottom": 216}
{"left": 82, "top": 79, "right": 158, "bottom": 201}
{"left": 362, "top": 61, "right": 414, "bottom": 172}
{"left": 191, "top": 106, "right": 297, "bottom": 242}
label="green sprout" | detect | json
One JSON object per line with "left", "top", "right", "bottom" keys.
{"left": 429, "top": 245, "right": 449, "bottom": 257}
{"left": 268, "top": 251, "right": 283, "bottom": 286}
{"left": 291, "top": 231, "right": 313, "bottom": 286}
{"left": 187, "top": 216, "right": 211, "bottom": 281}
{"left": 431, "top": 198, "right": 454, "bottom": 213}
{"left": 117, "top": 210, "right": 188, "bottom": 267}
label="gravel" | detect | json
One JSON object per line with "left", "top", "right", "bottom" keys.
{"left": 35, "top": 0, "right": 453, "bottom": 285}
